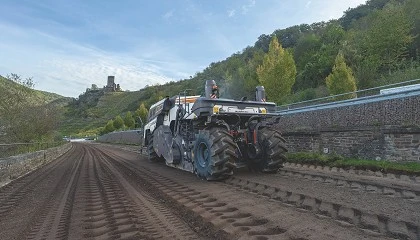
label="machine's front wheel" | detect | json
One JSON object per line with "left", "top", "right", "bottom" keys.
{"left": 193, "top": 127, "right": 237, "bottom": 180}
{"left": 147, "top": 132, "right": 159, "bottom": 162}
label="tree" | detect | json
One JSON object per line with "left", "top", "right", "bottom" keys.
{"left": 242, "top": 49, "right": 264, "bottom": 96}
{"left": 321, "top": 22, "right": 345, "bottom": 46}
{"left": 254, "top": 34, "right": 271, "bottom": 52}
{"left": 113, "top": 115, "right": 124, "bottom": 130}
{"left": 273, "top": 24, "right": 310, "bottom": 49}
{"left": 224, "top": 54, "right": 247, "bottom": 99}
{"left": 326, "top": 52, "right": 357, "bottom": 100}
{"left": 104, "top": 120, "right": 115, "bottom": 133}
{"left": 135, "top": 103, "right": 148, "bottom": 126}
{"left": 294, "top": 34, "right": 322, "bottom": 70}
{"left": 404, "top": 0, "right": 420, "bottom": 61}
{"left": 257, "top": 36, "right": 297, "bottom": 104}
{"left": 123, "top": 111, "right": 135, "bottom": 129}
{"left": 346, "top": 2, "right": 413, "bottom": 84}
{"left": 6, "top": 73, "right": 35, "bottom": 88}
{"left": 0, "top": 74, "right": 58, "bottom": 143}
{"left": 365, "top": 3, "right": 413, "bottom": 73}
{"left": 293, "top": 34, "right": 323, "bottom": 90}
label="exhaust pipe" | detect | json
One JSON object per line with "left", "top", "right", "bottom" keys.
{"left": 205, "top": 80, "right": 218, "bottom": 98}
{"left": 255, "top": 86, "right": 266, "bottom": 102}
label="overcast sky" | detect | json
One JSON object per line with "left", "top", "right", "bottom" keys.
{"left": 0, "top": 0, "right": 367, "bottom": 97}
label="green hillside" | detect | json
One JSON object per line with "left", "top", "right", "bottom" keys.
{"left": 62, "top": 0, "right": 420, "bottom": 136}
{"left": 60, "top": 76, "right": 208, "bottom": 136}
{"left": 0, "top": 75, "right": 71, "bottom": 143}
{"left": 0, "top": 75, "right": 68, "bottom": 104}
{"left": 61, "top": 91, "right": 143, "bottom": 135}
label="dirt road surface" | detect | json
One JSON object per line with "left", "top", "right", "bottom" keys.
{"left": 0, "top": 142, "right": 418, "bottom": 240}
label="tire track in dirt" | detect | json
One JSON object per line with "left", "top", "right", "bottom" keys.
{"left": 26, "top": 146, "right": 84, "bottom": 239}
{"left": 0, "top": 145, "right": 76, "bottom": 217}
{"left": 78, "top": 144, "right": 205, "bottom": 240}
{"left": 108, "top": 144, "right": 409, "bottom": 240}
{"left": 225, "top": 175, "right": 420, "bottom": 240}
{"left": 2, "top": 142, "right": 414, "bottom": 240}
{"left": 81, "top": 149, "right": 143, "bottom": 239}
{"left": 0, "top": 145, "right": 81, "bottom": 239}
{"left": 279, "top": 167, "right": 420, "bottom": 201}
{"left": 98, "top": 146, "right": 292, "bottom": 240}
{"left": 93, "top": 146, "right": 210, "bottom": 240}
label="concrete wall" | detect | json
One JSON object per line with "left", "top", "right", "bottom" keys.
{"left": 97, "top": 130, "right": 143, "bottom": 145}
{"left": 278, "top": 94, "right": 420, "bottom": 162}
{"left": 0, "top": 143, "right": 72, "bottom": 187}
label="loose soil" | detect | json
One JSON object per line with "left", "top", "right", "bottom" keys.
{"left": 0, "top": 142, "right": 418, "bottom": 240}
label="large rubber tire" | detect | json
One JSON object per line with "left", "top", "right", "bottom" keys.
{"left": 147, "top": 132, "right": 159, "bottom": 162}
{"left": 193, "top": 128, "right": 237, "bottom": 180}
{"left": 251, "top": 128, "right": 287, "bottom": 173}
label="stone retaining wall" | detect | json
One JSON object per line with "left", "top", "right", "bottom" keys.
{"left": 278, "top": 94, "right": 420, "bottom": 162}
{"left": 0, "top": 143, "right": 72, "bottom": 187}
{"left": 97, "top": 130, "right": 143, "bottom": 145}
{"left": 278, "top": 94, "right": 420, "bottom": 131}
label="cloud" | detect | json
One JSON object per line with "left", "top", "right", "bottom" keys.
{"left": 37, "top": 55, "right": 173, "bottom": 97}
{"left": 181, "top": 2, "right": 237, "bottom": 57}
{"left": 228, "top": 9, "right": 236, "bottom": 18}
{"left": 313, "top": 0, "right": 367, "bottom": 20}
{"left": 242, "top": 0, "right": 256, "bottom": 14}
{"left": 224, "top": 0, "right": 255, "bottom": 18}
{"left": 38, "top": 55, "right": 171, "bottom": 95}
{"left": 248, "top": 0, "right": 367, "bottom": 37}
{"left": 0, "top": 22, "right": 185, "bottom": 97}
{"left": 163, "top": 9, "right": 174, "bottom": 20}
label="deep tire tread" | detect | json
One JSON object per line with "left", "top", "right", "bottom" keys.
{"left": 254, "top": 128, "right": 287, "bottom": 173}
{"left": 147, "top": 133, "right": 159, "bottom": 162}
{"left": 194, "top": 127, "right": 237, "bottom": 180}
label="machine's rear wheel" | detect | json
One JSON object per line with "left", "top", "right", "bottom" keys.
{"left": 147, "top": 132, "right": 159, "bottom": 162}
{"left": 251, "top": 128, "right": 287, "bottom": 173}
{"left": 193, "top": 127, "right": 237, "bottom": 180}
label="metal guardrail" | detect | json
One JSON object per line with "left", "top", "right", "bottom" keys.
{"left": 277, "top": 78, "right": 420, "bottom": 114}
{"left": 277, "top": 88, "right": 420, "bottom": 115}
{"left": 0, "top": 142, "right": 66, "bottom": 158}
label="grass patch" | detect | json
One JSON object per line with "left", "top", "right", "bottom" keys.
{"left": 286, "top": 152, "right": 420, "bottom": 176}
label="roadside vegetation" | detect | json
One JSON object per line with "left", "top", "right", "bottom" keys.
{"left": 287, "top": 152, "right": 420, "bottom": 175}
{"left": 0, "top": 74, "right": 69, "bottom": 143}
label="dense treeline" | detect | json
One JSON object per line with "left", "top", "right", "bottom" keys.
{"left": 99, "top": 104, "right": 147, "bottom": 135}
{"left": 136, "top": 0, "right": 419, "bottom": 108}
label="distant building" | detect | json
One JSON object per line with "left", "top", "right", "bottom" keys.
{"left": 103, "top": 76, "right": 122, "bottom": 92}
{"left": 104, "top": 76, "right": 116, "bottom": 92}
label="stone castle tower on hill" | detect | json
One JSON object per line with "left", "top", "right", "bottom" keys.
{"left": 104, "top": 76, "right": 121, "bottom": 92}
